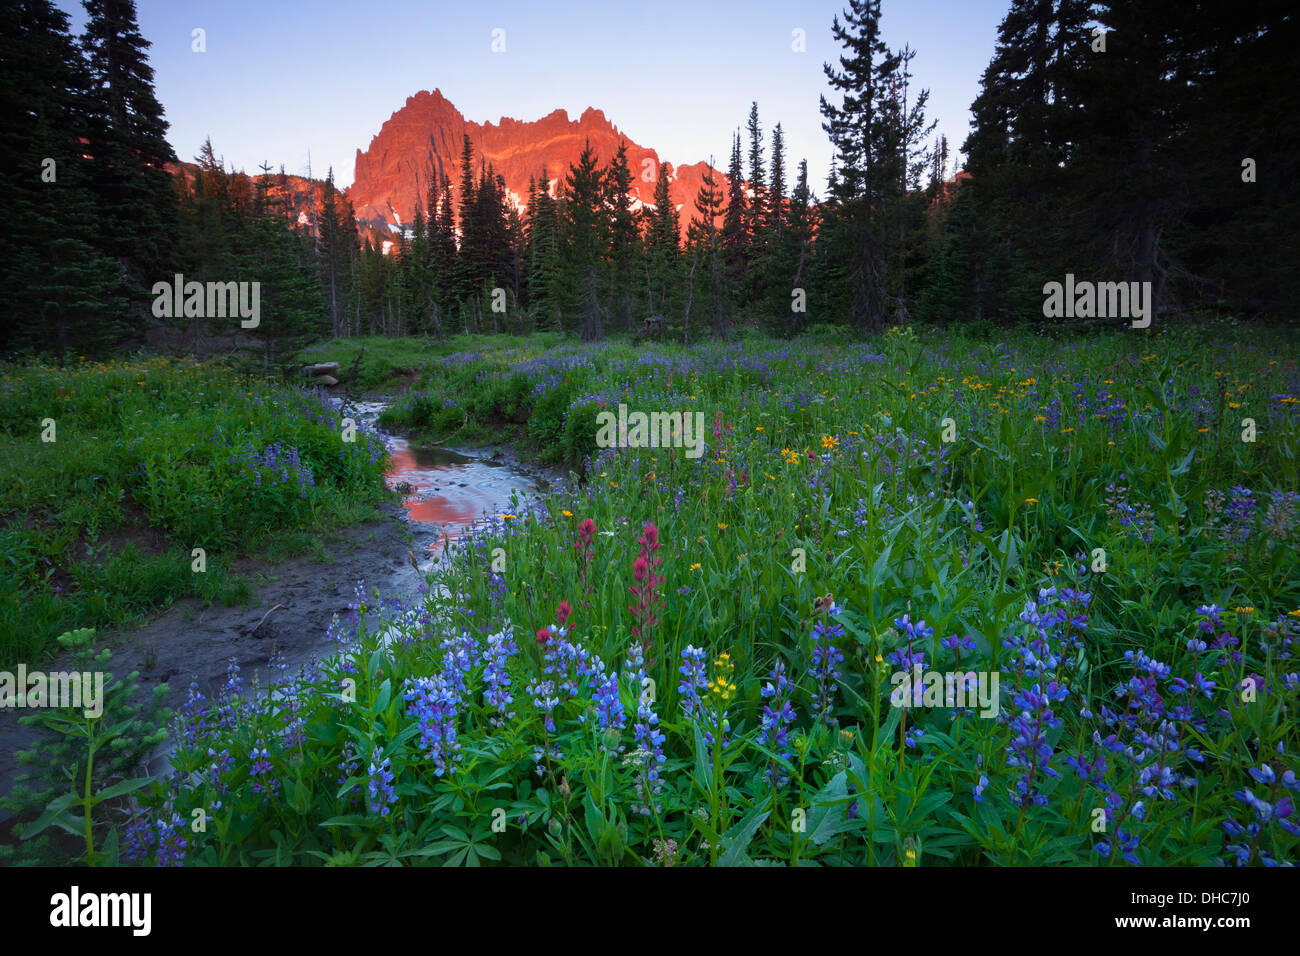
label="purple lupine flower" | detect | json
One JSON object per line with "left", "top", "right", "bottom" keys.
{"left": 439, "top": 630, "right": 478, "bottom": 700}
{"left": 810, "top": 611, "right": 846, "bottom": 727}
{"left": 153, "top": 807, "right": 190, "bottom": 867}
{"left": 759, "top": 660, "right": 796, "bottom": 788}
{"left": 888, "top": 647, "right": 926, "bottom": 672}
{"left": 540, "top": 623, "right": 591, "bottom": 699}
{"left": 593, "top": 668, "right": 626, "bottom": 744}
{"left": 481, "top": 623, "right": 518, "bottom": 724}
{"left": 1095, "top": 826, "right": 1141, "bottom": 865}
{"left": 626, "top": 642, "right": 666, "bottom": 813}
{"left": 211, "top": 660, "right": 246, "bottom": 732}
{"left": 1004, "top": 682, "right": 1069, "bottom": 807}
{"left": 404, "top": 674, "right": 461, "bottom": 777}
{"left": 677, "top": 645, "right": 708, "bottom": 720}
{"left": 487, "top": 571, "right": 508, "bottom": 605}
{"left": 941, "top": 634, "right": 979, "bottom": 658}
{"left": 1224, "top": 486, "right": 1256, "bottom": 543}
{"left": 366, "top": 747, "right": 397, "bottom": 816}
{"left": 1221, "top": 762, "right": 1300, "bottom": 865}
{"left": 894, "top": 614, "right": 935, "bottom": 643}
{"left": 206, "top": 747, "right": 233, "bottom": 794}
{"left": 122, "top": 811, "right": 153, "bottom": 864}
{"left": 1195, "top": 604, "right": 1222, "bottom": 633}
{"left": 279, "top": 690, "right": 305, "bottom": 751}
{"left": 527, "top": 678, "right": 559, "bottom": 735}
{"left": 249, "top": 740, "right": 279, "bottom": 796}
{"left": 1064, "top": 747, "right": 1110, "bottom": 790}
{"left": 336, "top": 740, "right": 363, "bottom": 805}
{"left": 177, "top": 681, "right": 211, "bottom": 749}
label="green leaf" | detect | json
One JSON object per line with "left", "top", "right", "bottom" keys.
{"left": 372, "top": 678, "right": 392, "bottom": 716}
{"left": 806, "top": 773, "right": 858, "bottom": 846}
{"left": 287, "top": 778, "right": 312, "bottom": 815}
{"left": 908, "top": 790, "right": 954, "bottom": 822}
{"left": 692, "top": 722, "right": 712, "bottom": 794}
{"left": 22, "top": 792, "right": 79, "bottom": 840}
{"left": 1170, "top": 447, "right": 1195, "bottom": 477}
{"left": 870, "top": 542, "right": 894, "bottom": 587}
{"left": 94, "top": 774, "right": 159, "bottom": 801}
{"left": 319, "top": 814, "right": 370, "bottom": 828}
{"left": 583, "top": 793, "right": 605, "bottom": 843}
{"left": 718, "top": 801, "right": 771, "bottom": 867}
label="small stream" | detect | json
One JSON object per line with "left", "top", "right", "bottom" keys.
{"left": 344, "top": 398, "right": 548, "bottom": 567}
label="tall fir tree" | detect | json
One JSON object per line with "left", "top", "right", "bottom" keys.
{"left": 686, "top": 159, "right": 726, "bottom": 339}
{"left": 317, "top": 166, "right": 357, "bottom": 338}
{"left": 0, "top": 0, "right": 128, "bottom": 356}
{"left": 720, "top": 131, "right": 748, "bottom": 318}
{"left": 245, "top": 161, "right": 328, "bottom": 371}
{"left": 642, "top": 160, "right": 680, "bottom": 320}
{"left": 767, "top": 122, "right": 787, "bottom": 238}
{"left": 879, "top": 43, "right": 937, "bottom": 316}
{"left": 745, "top": 102, "right": 767, "bottom": 245}
{"left": 603, "top": 140, "right": 638, "bottom": 331}
{"left": 962, "top": 0, "right": 1092, "bottom": 323}
{"left": 525, "top": 168, "right": 563, "bottom": 331}
{"left": 819, "top": 0, "right": 901, "bottom": 331}
{"left": 79, "top": 0, "right": 178, "bottom": 292}
{"left": 452, "top": 133, "right": 479, "bottom": 303}
{"left": 562, "top": 141, "right": 606, "bottom": 340}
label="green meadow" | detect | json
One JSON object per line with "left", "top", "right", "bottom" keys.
{"left": 13, "top": 323, "right": 1294, "bottom": 866}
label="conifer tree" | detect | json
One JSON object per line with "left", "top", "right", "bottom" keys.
{"left": 563, "top": 141, "right": 606, "bottom": 340}
{"left": 317, "top": 166, "right": 356, "bottom": 337}
{"left": 820, "top": 0, "right": 934, "bottom": 330}
{"left": 0, "top": 0, "right": 128, "bottom": 356}
{"left": 686, "top": 160, "right": 725, "bottom": 339}
{"left": 642, "top": 160, "right": 680, "bottom": 320}
{"left": 603, "top": 140, "right": 638, "bottom": 330}
{"left": 453, "top": 133, "right": 479, "bottom": 302}
{"left": 402, "top": 199, "right": 436, "bottom": 335}
{"left": 962, "top": 0, "right": 1091, "bottom": 322}
{"left": 745, "top": 102, "right": 767, "bottom": 245}
{"left": 525, "top": 167, "right": 564, "bottom": 331}
{"left": 245, "top": 161, "right": 327, "bottom": 371}
{"left": 720, "top": 132, "right": 748, "bottom": 317}
{"left": 819, "top": 0, "right": 900, "bottom": 330}
{"left": 431, "top": 170, "right": 458, "bottom": 326}
{"left": 767, "top": 122, "right": 787, "bottom": 238}
{"left": 79, "top": 0, "right": 178, "bottom": 286}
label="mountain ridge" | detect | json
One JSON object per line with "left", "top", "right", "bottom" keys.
{"left": 347, "top": 89, "right": 728, "bottom": 239}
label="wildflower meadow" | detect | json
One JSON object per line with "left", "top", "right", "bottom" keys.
{"left": 19, "top": 322, "right": 1294, "bottom": 869}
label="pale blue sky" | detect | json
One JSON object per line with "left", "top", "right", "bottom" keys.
{"left": 56, "top": 0, "right": 1009, "bottom": 193}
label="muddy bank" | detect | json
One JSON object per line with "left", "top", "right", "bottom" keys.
{"left": 0, "top": 503, "right": 429, "bottom": 820}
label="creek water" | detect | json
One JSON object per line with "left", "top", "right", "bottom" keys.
{"left": 344, "top": 398, "right": 547, "bottom": 568}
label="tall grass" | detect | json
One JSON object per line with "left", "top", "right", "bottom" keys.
{"left": 0, "top": 357, "right": 389, "bottom": 665}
